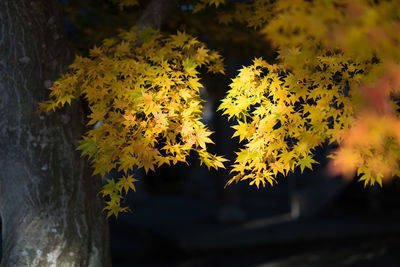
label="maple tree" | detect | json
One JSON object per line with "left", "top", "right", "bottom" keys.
{"left": 41, "top": 0, "right": 400, "bottom": 217}
{"left": 40, "top": 25, "right": 227, "bottom": 217}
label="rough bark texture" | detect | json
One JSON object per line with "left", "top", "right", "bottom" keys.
{"left": 0, "top": 0, "right": 110, "bottom": 266}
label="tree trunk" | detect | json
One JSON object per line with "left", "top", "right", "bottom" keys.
{"left": 0, "top": 0, "right": 110, "bottom": 266}
{"left": 136, "top": 0, "right": 179, "bottom": 29}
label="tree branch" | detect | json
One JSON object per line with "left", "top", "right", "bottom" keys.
{"left": 136, "top": 0, "right": 179, "bottom": 29}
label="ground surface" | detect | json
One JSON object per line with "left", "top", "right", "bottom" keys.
{"left": 110, "top": 175, "right": 400, "bottom": 266}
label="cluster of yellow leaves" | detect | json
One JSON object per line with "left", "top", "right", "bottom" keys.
{"left": 213, "top": 0, "right": 274, "bottom": 28}
{"left": 331, "top": 113, "right": 400, "bottom": 187}
{"left": 219, "top": 56, "right": 357, "bottom": 188}
{"left": 39, "top": 27, "right": 226, "bottom": 217}
{"left": 112, "top": 0, "right": 139, "bottom": 10}
{"left": 193, "top": 0, "right": 225, "bottom": 13}
{"left": 101, "top": 176, "right": 137, "bottom": 218}
{"left": 219, "top": 0, "right": 400, "bottom": 187}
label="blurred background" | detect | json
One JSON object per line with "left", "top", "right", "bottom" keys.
{"left": 60, "top": 0, "right": 400, "bottom": 265}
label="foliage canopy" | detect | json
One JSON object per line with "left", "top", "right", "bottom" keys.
{"left": 40, "top": 26, "right": 226, "bottom": 217}
{"left": 40, "top": 0, "right": 400, "bottom": 216}
{"left": 219, "top": 0, "right": 400, "bottom": 188}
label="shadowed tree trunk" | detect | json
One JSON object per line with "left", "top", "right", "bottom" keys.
{"left": 137, "top": 0, "right": 179, "bottom": 29}
{"left": 0, "top": 0, "right": 110, "bottom": 265}
{"left": 0, "top": 0, "right": 180, "bottom": 265}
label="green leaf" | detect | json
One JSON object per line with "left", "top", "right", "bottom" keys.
{"left": 298, "top": 155, "right": 318, "bottom": 174}
{"left": 77, "top": 138, "right": 97, "bottom": 158}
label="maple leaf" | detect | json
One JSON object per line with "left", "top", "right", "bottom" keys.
{"left": 153, "top": 112, "right": 169, "bottom": 132}
{"left": 193, "top": 128, "right": 214, "bottom": 149}
{"left": 198, "top": 150, "right": 227, "bottom": 170}
{"left": 118, "top": 175, "right": 138, "bottom": 193}
{"left": 77, "top": 138, "right": 97, "bottom": 158}
{"left": 140, "top": 92, "right": 156, "bottom": 114}
{"left": 170, "top": 31, "right": 190, "bottom": 47}
{"left": 156, "top": 156, "right": 171, "bottom": 167}
{"left": 100, "top": 179, "right": 118, "bottom": 197}
{"left": 103, "top": 202, "right": 129, "bottom": 219}
{"left": 230, "top": 163, "right": 246, "bottom": 175}
{"left": 298, "top": 155, "right": 318, "bottom": 174}
{"left": 231, "top": 121, "right": 252, "bottom": 142}
{"left": 212, "top": 155, "right": 228, "bottom": 169}
{"left": 195, "top": 47, "right": 209, "bottom": 65}
{"left": 87, "top": 109, "right": 107, "bottom": 126}
{"left": 225, "top": 174, "right": 242, "bottom": 188}
{"left": 183, "top": 58, "right": 199, "bottom": 77}
{"left": 269, "top": 161, "right": 285, "bottom": 176}
{"left": 249, "top": 176, "right": 264, "bottom": 189}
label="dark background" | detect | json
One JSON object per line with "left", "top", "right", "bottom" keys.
{"left": 62, "top": 1, "right": 400, "bottom": 265}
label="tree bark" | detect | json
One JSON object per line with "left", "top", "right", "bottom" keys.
{"left": 136, "top": 0, "right": 179, "bottom": 29}
{"left": 0, "top": 0, "right": 110, "bottom": 266}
